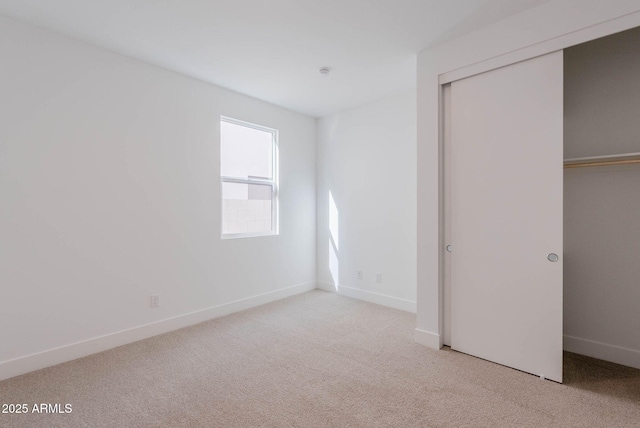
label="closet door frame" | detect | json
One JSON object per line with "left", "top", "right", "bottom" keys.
{"left": 435, "top": 16, "right": 640, "bottom": 349}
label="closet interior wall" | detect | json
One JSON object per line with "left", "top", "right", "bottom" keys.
{"left": 564, "top": 26, "right": 640, "bottom": 369}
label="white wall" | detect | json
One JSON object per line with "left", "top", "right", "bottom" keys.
{"left": 564, "top": 27, "right": 640, "bottom": 159}
{"left": 316, "top": 91, "right": 417, "bottom": 312}
{"left": 563, "top": 27, "right": 640, "bottom": 368}
{"left": 0, "top": 15, "right": 316, "bottom": 380}
{"left": 416, "top": 0, "right": 640, "bottom": 348}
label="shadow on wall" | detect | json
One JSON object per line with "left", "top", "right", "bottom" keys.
{"left": 329, "top": 191, "right": 339, "bottom": 290}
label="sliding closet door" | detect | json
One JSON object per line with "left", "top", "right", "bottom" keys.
{"left": 450, "top": 51, "right": 563, "bottom": 382}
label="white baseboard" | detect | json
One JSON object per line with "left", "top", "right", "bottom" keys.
{"left": 316, "top": 281, "right": 416, "bottom": 313}
{"left": 415, "top": 328, "right": 441, "bottom": 349}
{"left": 564, "top": 335, "right": 640, "bottom": 370}
{"left": 0, "top": 282, "right": 316, "bottom": 382}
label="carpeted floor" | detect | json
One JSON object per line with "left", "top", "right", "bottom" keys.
{"left": 1, "top": 290, "right": 639, "bottom": 427}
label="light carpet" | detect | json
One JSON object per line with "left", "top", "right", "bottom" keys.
{"left": 1, "top": 290, "right": 639, "bottom": 427}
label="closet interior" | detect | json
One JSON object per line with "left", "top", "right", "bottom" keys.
{"left": 563, "top": 25, "right": 640, "bottom": 370}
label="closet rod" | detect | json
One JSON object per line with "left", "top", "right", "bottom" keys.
{"left": 564, "top": 159, "right": 640, "bottom": 169}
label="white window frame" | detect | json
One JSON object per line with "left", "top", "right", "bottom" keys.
{"left": 220, "top": 116, "right": 279, "bottom": 239}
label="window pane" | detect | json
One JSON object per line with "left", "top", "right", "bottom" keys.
{"left": 221, "top": 120, "right": 273, "bottom": 179}
{"left": 222, "top": 182, "right": 273, "bottom": 235}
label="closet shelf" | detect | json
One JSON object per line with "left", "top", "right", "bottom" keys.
{"left": 564, "top": 152, "right": 640, "bottom": 169}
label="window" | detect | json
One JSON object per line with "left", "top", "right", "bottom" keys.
{"left": 220, "top": 116, "right": 278, "bottom": 238}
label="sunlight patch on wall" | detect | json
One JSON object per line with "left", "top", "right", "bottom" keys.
{"left": 328, "top": 191, "right": 339, "bottom": 289}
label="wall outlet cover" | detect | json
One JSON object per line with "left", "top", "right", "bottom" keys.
{"left": 150, "top": 295, "right": 160, "bottom": 308}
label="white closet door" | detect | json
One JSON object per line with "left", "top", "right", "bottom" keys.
{"left": 450, "top": 51, "right": 564, "bottom": 382}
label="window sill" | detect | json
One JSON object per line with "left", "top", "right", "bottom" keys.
{"left": 221, "top": 231, "right": 279, "bottom": 240}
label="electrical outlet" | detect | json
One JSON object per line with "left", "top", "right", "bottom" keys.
{"left": 375, "top": 273, "right": 382, "bottom": 284}
{"left": 357, "top": 270, "right": 363, "bottom": 280}
{"left": 150, "top": 295, "right": 160, "bottom": 308}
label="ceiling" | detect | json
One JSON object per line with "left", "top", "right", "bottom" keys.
{"left": 0, "top": 0, "right": 551, "bottom": 117}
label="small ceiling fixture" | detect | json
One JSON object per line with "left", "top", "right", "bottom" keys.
{"left": 319, "top": 67, "right": 331, "bottom": 76}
